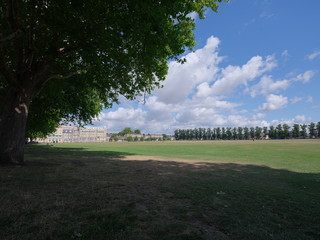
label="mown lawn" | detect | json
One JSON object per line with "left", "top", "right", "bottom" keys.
{"left": 0, "top": 140, "right": 319, "bottom": 239}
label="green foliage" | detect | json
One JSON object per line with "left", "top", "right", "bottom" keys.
{"left": 269, "top": 126, "right": 276, "bottom": 139}
{"left": 174, "top": 122, "right": 320, "bottom": 141}
{"left": 126, "top": 136, "right": 133, "bottom": 142}
{"left": 134, "top": 129, "right": 141, "bottom": 134}
{"left": 283, "top": 124, "right": 290, "bottom": 139}
{"left": 292, "top": 124, "right": 300, "bottom": 138}
{"left": 243, "top": 127, "right": 249, "bottom": 140}
{"left": 308, "top": 122, "right": 316, "bottom": 138}
{"left": 1, "top": 0, "right": 228, "bottom": 137}
{"left": 300, "top": 124, "right": 308, "bottom": 138}
{"left": 249, "top": 127, "right": 255, "bottom": 139}
{"left": 255, "top": 126, "right": 262, "bottom": 139}
{"left": 112, "top": 134, "right": 119, "bottom": 142}
{"left": 237, "top": 127, "right": 243, "bottom": 140}
{"left": 276, "top": 124, "right": 283, "bottom": 139}
{"left": 118, "top": 127, "right": 134, "bottom": 136}
{"left": 162, "top": 134, "right": 170, "bottom": 141}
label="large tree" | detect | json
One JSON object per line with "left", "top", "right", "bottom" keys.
{"left": 0, "top": 0, "right": 227, "bottom": 164}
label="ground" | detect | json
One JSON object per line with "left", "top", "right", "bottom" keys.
{"left": 0, "top": 140, "right": 319, "bottom": 239}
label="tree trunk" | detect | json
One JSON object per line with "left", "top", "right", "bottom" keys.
{"left": 0, "top": 87, "right": 32, "bottom": 164}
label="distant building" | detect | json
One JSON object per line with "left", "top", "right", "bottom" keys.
{"left": 38, "top": 125, "right": 107, "bottom": 143}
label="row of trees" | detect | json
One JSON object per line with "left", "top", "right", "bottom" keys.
{"left": 117, "top": 134, "right": 170, "bottom": 142}
{"left": 174, "top": 122, "right": 320, "bottom": 141}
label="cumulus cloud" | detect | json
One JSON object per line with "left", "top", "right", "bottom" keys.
{"left": 292, "top": 70, "right": 315, "bottom": 83}
{"left": 269, "top": 115, "right": 311, "bottom": 126}
{"left": 249, "top": 70, "right": 315, "bottom": 98}
{"left": 93, "top": 108, "right": 147, "bottom": 132}
{"left": 155, "top": 36, "right": 222, "bottom": 104}
{"left": 197, "top": 55, "right": 277, "bottom": 97}
{"left": 91, "top": 36, "right": 316, "bottom": 134}
{"left": 258, "top": 94, "right": 288, "bottom": 111}
{"left": 253, "top": 113, "right": 266, "bottom": 120}
{"left": 307, "top": 51, "right": 320, "bottom": 61}
{"left": 290, "top": 97, "right": 304, "bottom": 104}
{"left": 250, "top": 75, "right": 290, "bottom": 97}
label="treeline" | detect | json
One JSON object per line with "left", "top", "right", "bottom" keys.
{"left": 174, "top": 122, "right": 320, "bottom": 140}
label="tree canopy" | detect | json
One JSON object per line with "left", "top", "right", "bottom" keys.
{"left": 0, "top": 0, "right": 228, "bottom": 164}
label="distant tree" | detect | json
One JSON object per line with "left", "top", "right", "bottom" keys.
{"left": 162, "top": 134, "right": 170, "bottom": 141}
{"left": 283, "top": 124, "right": 290, "bottom": 139}
{"left": 300, "top": 124, "right": 308, "bottom": 138}
{"left": 263, "top": 127, "right": 268, "bottom": 139}
{"left": 237, "top": 127, "right": 243, "bottom": 140}
{"left": 216, "top": 127, "right": 221, "bottom": 140}
{"left": 292, "top": 124, "right": 300, "bottom": 138}
{"left": 269, "top": 126, "right": 276, "bottom": 139}
{"left": 226, "top": 127, "right": 232, "bottom": 140}
{"left": 134, "top": 136, "right": 139, "bottom": 141}
{"left": 243, "top": 127, "right": 249, "bottom": 140}
{"left": 206, "top": 128, "right": 212, "bottom": 140}
{"left": 126, "top": 136, "right": 133, "bottom": 142}
{"left": 118, "top": 127, "right": 134, "bottom": 136}
{"left": 222, "top": 127, "right": 226, "bottom": 140}
{"left": 317, "top": 122, "right": 320, "bottom": 138}
{"left": 174, "top": 130, "right": 179, "bottom": 140}
{"left": 232, "top": 127, "right": 237, "bottom": 140}
{"left": 276, "top": 124, "right": 283, "bottom": 139}
{"left": 112, "top": 134, "right": 119, "bottom": 142}
{"left": 255, "top": 126, "right": 262, "bottom": 139}
{"left": 249, "top": 127, "right": 255, "bottom": 139}
{"left": 308, "top": 122, "right": 316, "bottom": 138}
{"left": 134, "top": 129, "right": 141, "bottom": 134}
{"left": 212, "top": 128, "right": 217, "bottom": 140}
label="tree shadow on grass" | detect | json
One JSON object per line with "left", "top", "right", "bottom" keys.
{"left": 0, "top": 145, "right": 319, "bottom": 240}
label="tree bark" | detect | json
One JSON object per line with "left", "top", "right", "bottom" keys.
{"left": 0, "top": 87, "right": 32, "bottom": 164}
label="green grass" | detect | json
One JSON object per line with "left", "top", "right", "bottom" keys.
{"left": 0, "top": 140, "right": 319, "bottom": 239}
{"left": 45, "top": 139, "right": 320, "bottom": 173}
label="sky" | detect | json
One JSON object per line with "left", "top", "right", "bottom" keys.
{"left": 92, "top": 0, "right": 320, "bottom": 134}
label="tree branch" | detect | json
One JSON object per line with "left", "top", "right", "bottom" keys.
{"left": 0, "top": 29, "right": 23, "bottom": 45}
{"left": 6, "top": 0, "right": 19, "bottom": 30}
{"left": 0, "top": 49, "right": 19, "bottom": 88}
{"left": 46, "top": 69, "right": 84, "bottom": 81}
{"left": 54, "top": 46, "right": 81, "bottom": 58}
{"left": 33, "top": 68, "right": 87, "bottom": 97}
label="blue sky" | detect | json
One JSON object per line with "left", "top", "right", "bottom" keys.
{"left": 93, "top": 0, "right": 320, "bottom": 134}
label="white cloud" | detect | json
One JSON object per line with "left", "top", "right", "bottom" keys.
{"left": 91, "top": 36, "right": 316, "bottom": 134}
{"left": 155, "top": 36, "right": 222, "bottom": 104}
{"left": 198, "top": 55, "right": 277, "bottom": 97}
{"left": 306, "top": 96, "right": 313, "bottom": 103}
{"left": 250, "top": 75, "right": 290, "bottom": 97}
{"left": 269, "top": 115, "right": 311, "bottom": 126}
{"left": 281, "top": 50, "right": 289, "bottom": 57}
{"left": 292, "top": 70, "right": 315, "bottom": 83}
{"left": 258, "top": 94, "right": 288, "bottom": 111}
{"left": 253, "top": 113, "right": 266, "bottom": 120}
{"left": 290, "top": 96, "right": 303, "bottom": 104}
{"left": 307, "top": 51, "right": 320, "bottom": 61}
{"left": 187, "top": 12, "right": 198, "bottom": 20}
{"left": 260, "top": 12, "right": 275, "bottom": 19}
{"left": 93, "top": 108, "right": 147, "bottom": 132}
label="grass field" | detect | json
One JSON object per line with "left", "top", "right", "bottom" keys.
{"left": 1, "top": 140, "right": 320, "bottom": 239}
